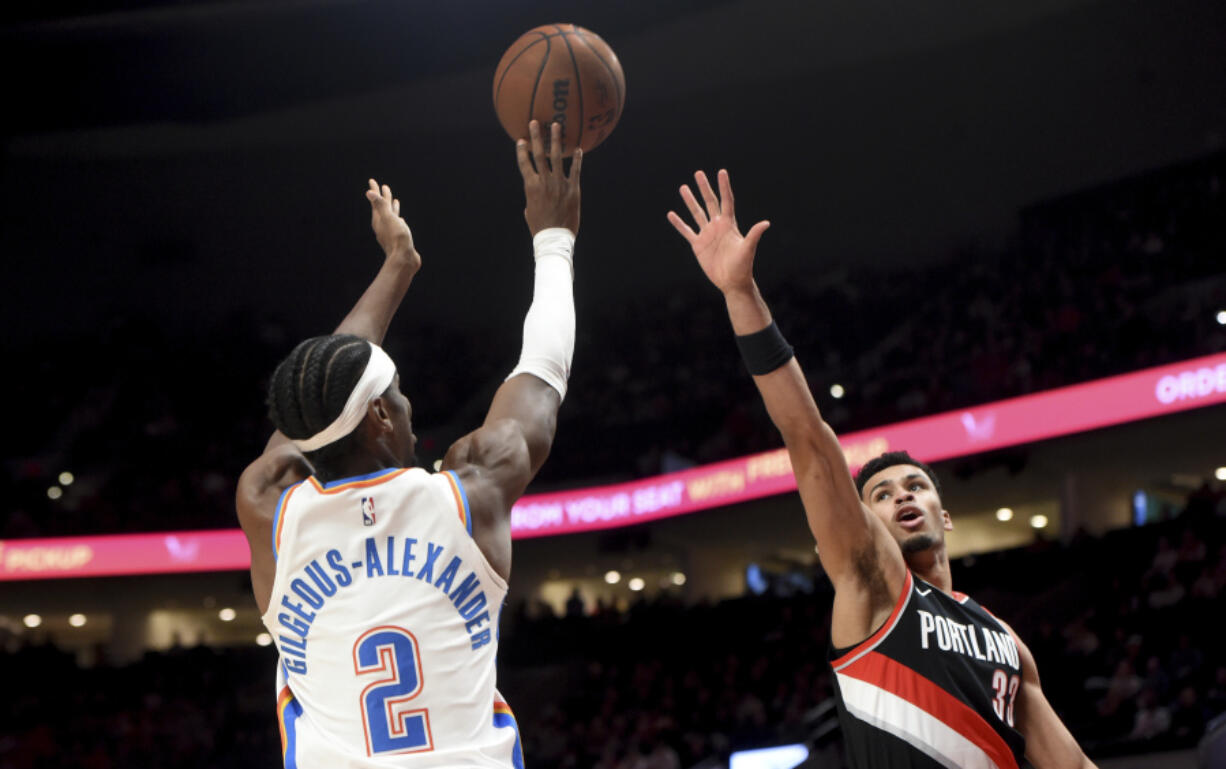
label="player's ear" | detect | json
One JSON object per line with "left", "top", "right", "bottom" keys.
{"left": 368, "top": 397, "right": 393, "bottom": 432}
{"left": 942, "top": 509, "right": 953, "bottom": 531}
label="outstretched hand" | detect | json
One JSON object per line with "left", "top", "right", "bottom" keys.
{"left": 517, "top": 120, "right": 582, "bottom": 236}
{"left": 365, "top": 179, "right": 420, "bottom": 273}
{"left": 667, "top": 169, "right": 770, "bottom": 294}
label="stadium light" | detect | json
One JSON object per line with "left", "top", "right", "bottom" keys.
{"left": 219, "top": 608, "right": 236, "bottom": 622}
{"left": 69, "top": 613, "right": 87, "bottom": 627}
{"left": 23, "top": 614, "right": 42, "bottom": 628}
{"left": 1215, "top": 467, "right": 1226, "bottom": 481}
{"left": 830, "top": 384, "right": 845, "bottom": 399}
{"left": 670, "top": 571, "right": 687, "bottom": 586}
{"left": 995, "top": 507, "right": 1014, "bottom": 522}
{"left": 604, "top": 570, "right": 621, "bottom": 584}
{"left": 1029, "top": 514, "right": 1049, "bottom": 529}
{"left": 59, "top": 472, "right": 75, "bottom": 486}
{"left": 1216, "top": 310, "right": 1226, "bottom": 326}
{"left": 46, "top": 486, "right": 63, "bottom": 500}
{"left": 628, "top": 577, "right": 645, "bottom": 591}
{"left": 256, "top": 633, "right": 272, "bottom": 647}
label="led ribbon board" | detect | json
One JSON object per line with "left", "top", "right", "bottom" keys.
{"left": 3, "top": 352, "right": 1224, "bottom": 580}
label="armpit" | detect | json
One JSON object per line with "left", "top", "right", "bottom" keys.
{"left": 851, "top": 542, "right": 894, "bottom": 609}
{"left": 269, "top": 450, "right": 312, "bottom": 488}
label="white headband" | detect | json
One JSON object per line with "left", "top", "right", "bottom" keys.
{"left": 292, "top": 342, "right": 397, "bottom": 453}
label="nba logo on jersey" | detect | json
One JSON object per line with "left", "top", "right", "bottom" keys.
{"left": 360, "top": 497, "right": 376, "bottom": 526}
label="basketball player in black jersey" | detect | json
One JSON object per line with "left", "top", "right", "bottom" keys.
{"left": 669, "top": 169, "right": 1097, "bottom": 769}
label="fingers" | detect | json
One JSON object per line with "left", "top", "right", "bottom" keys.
{"left": 368, "top": 178, "right": 391, "bottom": 211}
{"left": 679, "top": 184, "right": 708, "bottom": 228}
{"left": 695, "top": 171, "right": 721, "bottom": 220}
{"left": 366, "top": 178, "right": 404, "bottom": 217}
{"left": 717, "top": 169, "right": 734, "bottom": 219}
{"left": 666, "top": 211, "right": 698, "bottom": 244}
{"left": 516, "top": 120, "right": 575, "bottom": 179}
{"left": 568, "top": 147, "right": 583, "bottom": 184}
{"left": 744, "top": 220, "right": 771, "bottom": 253}
{"left": 529, "top": 120, "right": 546, "bottom": 175}
{"left": 515, "top": 138, "right": 533, "bottom": 178}
{"left": 549, "top": 122, "right": 562, "bottom": 176}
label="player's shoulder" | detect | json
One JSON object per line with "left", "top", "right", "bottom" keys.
{"left": 443, "top": 422, "right": 531, "bottom": 500}
{"left": 237, "top": 442, "right": 312, "bottom": 525}
{"left": 942, "top": 587, "right": 1002, "bottom": 624}
{"left": 953, "top": 588, "right": 1001, "bottom": 622}
{"left": 448, "top": 419, "right": 530, "bottom": 467}
{"left": 957, "top": 593, "right": 1038, "bottom": 672}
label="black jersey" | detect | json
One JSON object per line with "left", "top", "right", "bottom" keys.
{"left": 828, "top": 571, "right": 1027, "bottom": 769}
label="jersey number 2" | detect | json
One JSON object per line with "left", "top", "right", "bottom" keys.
{"left": 353, "top": 626, "right": 433, "bottom": 756}
{"left": 991, "top": 669, "right": 1020, "bottom": 726}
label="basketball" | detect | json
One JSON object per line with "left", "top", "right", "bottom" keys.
{"left": 493, "top": 24, "right": 626, "bottom": 154}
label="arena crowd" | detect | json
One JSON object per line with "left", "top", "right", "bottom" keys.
{"left": 3, "top": 153, "right": 1222, "bottom": 539}
{"left": 0, "top": 151, "right": 1223, "bottom": 769}
{"left": 1, "top": 494, "right": 1222, "bottom": 768}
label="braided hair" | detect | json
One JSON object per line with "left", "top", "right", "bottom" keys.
{"left": 267, "top": 334, "right": 373, "bottom": 469}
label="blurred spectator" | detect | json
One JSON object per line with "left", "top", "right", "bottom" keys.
{"left": 1169, "top": 686, "right": 1206, "bottom": 743}
{"left": 1130, "top": 688, "right": 1171, "bottom": 741}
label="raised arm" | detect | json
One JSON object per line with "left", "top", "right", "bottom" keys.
{"left": 442, "top": 121, "right": 581, "bottom": 581}
{"left": 334, "top": 179, "right": 422, "bottom": 342}
{"left": 258, "top": 179, "right": 421, "bottom": 455}
{"left": 236, "top": 179, "right": 422, "bottom": 612}
{"left": 667, "top": 170, "right": 906, "bottom": 642}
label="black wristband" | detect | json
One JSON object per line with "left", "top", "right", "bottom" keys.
{"left": 735, "top": 321, "right": 794, "bottom": 375}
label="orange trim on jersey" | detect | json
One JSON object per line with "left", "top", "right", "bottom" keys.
{"left": 274, "top": 483, "right": 304, "bottom": 558}
{"left": 277, "top": 685, "right": 295, "bottom": 759}
{"left": 831, "top": 570, "right": 914, "bottom": 670}
{"left": 839, "top": 650, "right": 1020, "bottom": 769}
{"left": 308, "top": 467, "right": 410, "bottom": 495}
{"left": 444, "top": 471, "right": 468, "bottom": 530}
{"left": 494, "top": 700, "right": 515, "bottom": 717}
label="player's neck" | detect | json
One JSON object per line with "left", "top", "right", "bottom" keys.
{"left": 314, "top": 451, "right": 402, "bottom": 485}
{"left": 906, "top": 547, "right": 954, "bottom": 594}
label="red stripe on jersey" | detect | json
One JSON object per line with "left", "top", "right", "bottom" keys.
{"left": 831, "top": 571, "right": 914, "bottom": 669}
{"left": 840, "top": 650, "right": 1019, "bottom": 769}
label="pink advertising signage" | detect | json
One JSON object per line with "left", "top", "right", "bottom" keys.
{"left": 0, "top": 529, "right": 250, "bottom": 581}
{"left": 3, "top": 351, "right": 1224, "bottom": 579}
{"left": 508, "top": 351, "right": 1226, "bottom": 538}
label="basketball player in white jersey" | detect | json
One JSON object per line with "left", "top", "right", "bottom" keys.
{"left": 668, "top": 169, "right": 1097, "bottom": 769}
{"left": 236, "top": 121, "right": 579, "bottom": 768}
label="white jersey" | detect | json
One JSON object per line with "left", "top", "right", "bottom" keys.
{"left": 261, "top": 467, "right": 521, "bottom": 769}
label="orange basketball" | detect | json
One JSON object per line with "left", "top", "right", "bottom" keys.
{"left": 493, "top": 24, "right": 626, "bottom": 154}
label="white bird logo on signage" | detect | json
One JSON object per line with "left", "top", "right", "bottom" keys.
{"left": 164, "top": 536, "right": 200, "bottom": 562}
{"left": 960, "top": 411, "right": 997, "bottom": 441}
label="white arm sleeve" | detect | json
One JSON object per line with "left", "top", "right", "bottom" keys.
{"left": 506, "top": 227, "right": 576, "bottom": 400}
